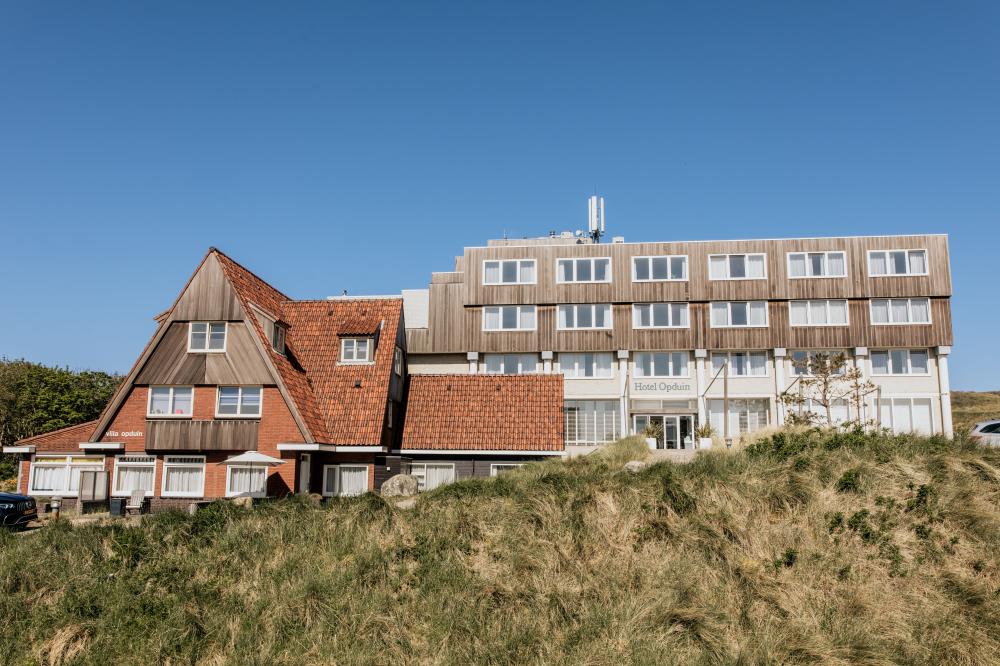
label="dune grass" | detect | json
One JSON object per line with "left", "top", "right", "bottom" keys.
{"left": 2, "top": 430, "right": 999, "bottom": 665}
{"left": 952, "top": 390, "right": 1000, "bottom": 434}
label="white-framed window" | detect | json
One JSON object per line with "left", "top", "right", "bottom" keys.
{"left": 789, "top": 299, "right": 849, "bottom": 327}
{"left": 341, "top": 337, "right": 372, "bottom": 362}
{"left": 226, "top": 465, "right": 268, "bottom": 498}
{"left": 878, "top": 398, "right": 933, "bottom": 434}
{"left": 112, "top": 455, "right": 156, "bottom": 497}
{"left": 29, "top": 455, "right": 104, "bottom": 497}
{"left": 408, "top": 463, "right": 455, "bottom": 492}
{"left": 708, "top": 253, "right": 767, "bottom": 280}
{"left": 557, "top": 304, "right": 612, "bottom": 330}
{"left": 490, "top": 463, "right": 524, "bottom": 477}
{"left": 161, "top": 456, "right": 206, "bottom": 498}
{"left": 394, "top": 347, "right": 404, "bottom": 376}
{"left": 216, "top": 386, "right": 262, "bottom": 417}
{"left": 483, "top": 305, "right": 536, "bottom": 331}
{"left": 147, "top": 386, "right": 194, "bottom": 418}
{"left": 710, "top": 301, "right": 768, "bottom": 328}
{"left": 707, "top": 398, "right": 770, "bottom": 436}
{"left": 632, "top": 255, "right": 687, "bottom": 281}
{"left": 271, "top": 323, "right": 286, "bottom": 355}
{"left": 559, "top": 352, "right": 613, "bottom": 379}
{"left": 795, "top": 399, "right": 851, "bottom": 426}
{"left": 868, "top": 249, "right": 928, "bottom": 277}
{"left": 484, "top": 353, "right": 538, "bottom": 375}
{"left": 632, "top": 303, "right": 689, "bottom": 329}
{"left": 634, "top": 352, "right": 690, "bottom": 378}
{"left": 791, "top": 350, "right": 848, "bottom": 376}
{"left": 564, "top": 400, "right": 620, "bottom": 445}
{"left": 556, "top": 257, "right": 611, "bottom": 283}
{"left": 871, "top": 349, "right": 930, "bottom": 375}
{"left": 321, "top": 464, "right": 370, "bottom": 497}
{"left": 188, "top": 322, "right": 227, "bottom": 352}
{"left": 483, "top": 259, "right": 536, "bottom": 285}
{"left": 711, "top": 351, "right": 768, "bottom": 377}
{"left": 787, "top": 251, "right": 847, "bottom": 278}
{"left": 870, "top": 298, "right": 931, "bottom": 325}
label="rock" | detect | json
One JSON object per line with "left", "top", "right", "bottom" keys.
{"left": 624, "top": 460, "right": 647, "bottom": 474}
{"left": 306, "top": 493, "right": 324, "bottom": 507}
{"left": 381, "top": 474, "right": 419, "bottom": 497}
{"left": 231, "top": 496, "right": 254, "bottom": 508}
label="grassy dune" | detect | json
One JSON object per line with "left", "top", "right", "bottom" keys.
{"left": 952, "top": 390, "right": 1000, "bottom": 434}
{"left": 2, "top": 432, "right": 1000, "bottom": 665}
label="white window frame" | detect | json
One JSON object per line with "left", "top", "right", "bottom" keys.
{"left": 215, "top": 386, "right": 263, "bottom": 418}
{"left": 408, "top": 462, "right": 456, "bottom": 492}
{"left": 870, "top": 349, "right": 931, "bottom": 376}
{"left": 482, "top": 259, "right": 537, "bottom": 285}
{"left": 482, "top": 305, "right": 537, "bottom": 332}
{"left": 878, "top": 397, "right": 935, "bottom": 434}
{"left": 188, "top": 322, "right": 227, "bottom": 353}
{"left": 225, "top": 465, "right": 268, "bottom": 498}
{"left": 340, "top": 337, "right": 373, "bottom": 362}
{"left": 786, "top": 251, "right": 847, "bottom": 279}
{"left": 394, "top": 347, "right": 404, "bottom": 376}
{"left": 321, "top": 464, "right": 370, "bottom": 497}
{"left": 790, "top": 350, "right": 848, "bottom": 377}
{"left": 709, "top": 301, "right": 769, "bottom": 328}
{"left": 555, "top": 257, "right": 612, "bottom": 284}
{"left": 631, "top": 255, "right": 688, "bottom": 282}
{"left": 160, "top": 455, "right": 206, "bottom": 498}
{"left": 556, "top": 304, "right": 613, "bottom": 331}
{"left": 789, "top": 299, "right": 850, "bottom": 327}
{"left": 867, "top": 249, "right": 929, "bottom": 277}
{"left": 869, "top": 298, "right": 932, "bottom": 325}
{"left": 558, "top": 352, "right": 614, "bottom": 379}
{"left": 563, "top": 400, "right": 621, "bottom": 445}
{"left": 271, "top": 323, "right": 286, "bottom": 355}
{"left": 112, "top": 455, "right": 156, "bottom": 498}
{"left": 710, "top": 351, "right": 769, "bottom": 377}
{"left": 708, "top": 253, "right": 768, "bottom": 281}
{"left": 490, "top": 463, "right": 524, "bottom": 477}
{"left": 483, "top": 353, "right": 539, "bottom": 375}
{"left": 633, "top": 352, "right": 691, "bottom": 378}
{"left": 28, "top": 455, "right": 105, "bottom": 497}
{"left": 632, "top": 303, "right": 690, "bottom": 329}
{"left": 147, "top": 386, "right": 194, "bottom": 418}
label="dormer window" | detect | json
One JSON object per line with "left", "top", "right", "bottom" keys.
{"left": 271, "top": 323, "right": 287, "bottom": 355}
{"left": 189, "top": 322, "right": 226, "bottom": 352}
{"left": 341, "top": 338, "right": 371, "bottom": 363}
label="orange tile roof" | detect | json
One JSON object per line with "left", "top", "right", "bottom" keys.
{"left": 402, "top": 375, "right": 564, "bottom": 452}
{"left": 15, "top": 421, "right": 99, "bottom": 452}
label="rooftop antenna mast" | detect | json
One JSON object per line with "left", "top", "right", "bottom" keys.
{"left": 587, "top": 195, "right": 605, "bottom": 243}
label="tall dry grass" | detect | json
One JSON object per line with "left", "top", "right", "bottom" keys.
{"left": 1, "top": 429, "right": 999, "bottom": 665}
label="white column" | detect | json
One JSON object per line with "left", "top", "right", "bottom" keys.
{"left": 773, "top": 348, "right": 786, "bottom": 426}
{"left": 694, "top": 349, "right": 708, "bottom": 426}
{"left": 541, "top": 350, "right": 553, "bottom": 374}
{"left": 937, "top": 346, "right": 953, "bottom": 437}
{"left": 618, "top": 349, "right": 630, "bottom": 437}
{"left": 467, "top": 352, "right": 479, "bottom": 375}
{"left": 854, "top": 347, "right": 869, "bottom": 423}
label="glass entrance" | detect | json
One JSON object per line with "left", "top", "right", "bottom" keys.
{"left": 633, "top": 415, "right": 695, "bottom": 450}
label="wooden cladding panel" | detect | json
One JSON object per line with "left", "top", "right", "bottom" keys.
{"left": 426, "top": 282, "right": 466, "bottom": 352}
{"left": 136, "top": 322, "right": 273, "bottom": 385}
{"left": 171, "top": 254, "right": 245, "bottom": 321}
{"left": 146, "top": 419, "right": 259, "bottom": 452}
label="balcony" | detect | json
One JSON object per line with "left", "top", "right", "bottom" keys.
{"left": 145, "top": 419, "right": 259, "bottom": 452}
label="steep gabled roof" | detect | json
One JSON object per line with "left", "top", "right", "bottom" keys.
{"left": 14, "top": 421, "right": 99, "bottom": 451}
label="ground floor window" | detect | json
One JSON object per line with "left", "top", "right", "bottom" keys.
{"left": 793, "top": 399, "right": 851, "bottom": 426}
{"left": 564, "top": 400, "right": 620, "bottom": 445}
{"left": 162, "top": 456, "right": 206, "bottom": 498}
{"left": 878, "top": 398, "right": 933, "bottom": 435}
{"left": 410, "top": 462, "right": 455, "bottom": 491}
{"left": 113, "top": 455, "right": 156, "bottom": 497}
{"left": 29, "top": 456, "right": 104, "bottom": 496}
{"left": 707, "top": 398, "right": 770, "bottom": 437}
{"left": 322, "top": 464, "right": 369, "bottom": 497}
{"left": 490, "top": 463, "right": 524, "bottom": 477}
{"left": 226, "top": 465, "right": 268, "bottom": 498}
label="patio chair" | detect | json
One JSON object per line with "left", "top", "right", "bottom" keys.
{"left": 125, "top": 489, "right": 146, "bottom": 515}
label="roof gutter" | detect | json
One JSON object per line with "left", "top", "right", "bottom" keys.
{"left": 276, "top": 443, "right": 386, "bottom": 453}
{"left": 398, "top": 449, "right": 566, "bottom": 457}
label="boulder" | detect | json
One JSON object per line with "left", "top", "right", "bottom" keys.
{"left": 623, "top": 460, "right": 648, "bottom": 474}
{"left": 230, "top": 496, "right": 254, "bottom": 508}
{"left": 381, "top": 474, "right": 419, "bottom": 497}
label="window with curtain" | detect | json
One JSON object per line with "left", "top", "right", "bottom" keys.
{"left": 113, "top": 456, "right": 156, "bottom": 496}
{"left": 30, "top": 456, "right": 105, "bottom": 496}
{"left": 789, "top": 300, "right": 849, "bottom": 326}
{"left": 634, "top": 352, "right": 689, "bottom": 377}
{"left": 322, "top": 465, "right": 369, "bottom": 496}
{"left": 340, "top": 338, "right": 371, "bottom": 362}
{"left": 787, "top": 251, "right": 846, "bottom": 278}
{"left": 878, "top": 398, "right": 933, "bottom": 434}
{"left": 408, "top": 463, "right": 455, "bottom": 492}
{"left": 147, "top": 386, "right": 193, "bottom": 417}
{"left": 870, "top": 298, "right": 931, "bottom": 324}
{"left": 632, "top": 255, "right": 687, "bottom": 281}
{"left": 632, "top": 303, "right": 689, "bottom": 328}
{"left": 871, "top": 349, "right": 929, "bottom": 375}
{"left": 483, "top": 305, "right": 536, "bottom": 331}
{"left": 868, "top": 249, "right": 928, "bottom": 276}
{"left": 216, "top": 387, "right": 262, "bottom": 417}
{"left": 490, "top": 463, "right": 524, "bottom": 477}
{"left": 162, "top": 456, "right": 205, "bottom": 497}
{"left": 559, "top": 353, "right": 613, "bottom": 378}
{"left": 564, "top": 400, "right": 620, "bottom": 445}
{"left": 709, "top": 253, "right": 767, "bottom": 280}
{"left": 796, "top": 399, "right": 851, "bottom": 425}
{"left": 557, "top": 304, "right": 612, "bottom": 329}
{"left": 484, "top": 354, "right": 538, "bottom": 374}
{"left": 556, "top": 257, "right": 611, "bottom": 283}
{"left": 483, "top": 259, "right": 536, "bottom": 285}
{"left": 711, "top": 351, "right": 768, "bottom": 376}
{"left": 226, "top": 466, "right": 268, "bottom": 498}
{"left": 710, "top": 301, "right": 768, "bottom": 327}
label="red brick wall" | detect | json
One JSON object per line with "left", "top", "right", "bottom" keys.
{"left": 259, "top": 387, "right": 304, "bottom": 496}
{"left": 100, "top": 386, "right": 148, "bottom": 452}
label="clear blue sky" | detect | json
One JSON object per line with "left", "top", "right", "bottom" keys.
{"left": 1, "top": 2, "right": 997, "bottom": 389}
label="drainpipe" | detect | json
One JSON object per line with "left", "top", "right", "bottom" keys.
{"left": 854, "top": 347, "right": 869, "bottom": 424}
{"left": 694, "top": 349, "right": 707, "bottom": 426}
{"left": 617, "top": 349, "right": 630, "bottom": 438}
{"left": 773, "top": 348, "right": 786, "bottom": 426}
{"left": 937, "top": 346, "right": 953, "bottom": 437}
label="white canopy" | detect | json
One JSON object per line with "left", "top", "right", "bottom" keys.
{"left": 223, "top": 451, "right": 286, "bottom": 466}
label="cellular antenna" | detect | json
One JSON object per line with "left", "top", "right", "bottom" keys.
{"left": 587, "top": 195, "right": 605, "bottom": 243}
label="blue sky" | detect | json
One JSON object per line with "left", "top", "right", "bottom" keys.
{"left": 1, "top": 1, "right": 997, "bottom": 389}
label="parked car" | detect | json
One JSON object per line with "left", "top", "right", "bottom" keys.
{"left": 969, "top": 420, "right": 1000, "bottom": 446}
{"left": 0, "top": 492, "right": 37, "bottom": 530}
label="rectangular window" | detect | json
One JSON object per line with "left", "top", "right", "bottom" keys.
{"left": 795, "top": 399, "right": 851, "bottom": 426}
{"left": 879, "top": 398, "right": 933, "bottom": 434}
{"left": 113, "top": 455, "right": 156, "bottom": 497}
{"left": 791, "top": 350, "right": 848, "bottom": 376}
{"left": 322, "top": 464, "right": 369, "bottom": 497}
{"left": 340, "top": 337, "right": 371, "bottom": 361}
{"left": 632, "top": 255, "right": 687, "bottom": 281}
{"left": 271, "top": 324, "right": 286, "bottom": 355}
{"left": 490, "top": 463, "right": 524, "bottom": 477}
{"left": 483, "top": 305, "right": 536, "bottom": 331}
{"left": 408, "top": 463, "right": 455, "bottom": 492}
{"left": 394, "top": 347, "right": 404, "bottom": 376}
{"left": 871, "top": 349, "right": 930, "bottom": 375}
{"left": 484, "top": 353, "right": 538, "bottom": 375}
{"left": 556, "top": 257, "right": 611, "bottom": 283}
{"left": 710, "top": 301, "right": 768, "bottom": 327}
{"left": 147, "top": 386, "right": 194, "bottom": 417}
{"left": 564, "top": 400, "right": 621, "bottom": 445}
{"left": 868, "top": 249, "right": 928, "bottom": 277}
{"left": 787, "top": 251, "right": 847, "bottom": 278}
{"left": 557, "top": 304, "right": 612, "bottom": 330}
{"left": 710, "top": 351, "right": 768, "bottom": 377}
{"left": 483, "top": 259, "right": 537, "bottom": 285}
{"left": 707, "top": 398, "right": 770, "bottom": 436}
{"left": 226, "top": 465, "right": 268, "bottom": 498}
{"left": 708, "top": 253, "right": 767, "bottom": 280}
{"left": 632, "top": 303, "right": 689, "bottom": 329}
{"left": 216, "top": 387, "right": 262, "bottom": 417}
{"left": 162, "top": 456, "right": 206, "bottom": 498}
{"left": 634, "top": 352, "right": 689, "bottom": 378}
{"left": 789, "top": 299, "right": 849, "bottom": 326}
{"left": 870, "top": 298, "right": 931, "bottom": 325}
{"left": 559, "top": 352, "right": 613, "bottom": 379}
{"left": 188, "top": 322, "right": 227, "bottom": 352}
{"left": 29, "top": 456, "right": 104, "bottom": 496}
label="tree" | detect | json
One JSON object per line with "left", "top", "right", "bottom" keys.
{"left": 781, "top": 352, "right": 878, "bottom": 429}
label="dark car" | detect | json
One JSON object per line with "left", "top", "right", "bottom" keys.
{"left": 0, "top": 492, "right": 37, "bottom": 530}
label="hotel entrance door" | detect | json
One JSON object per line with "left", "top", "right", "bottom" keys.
{"left": 633, "top": 415, "right": 695, "bottom": 450}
